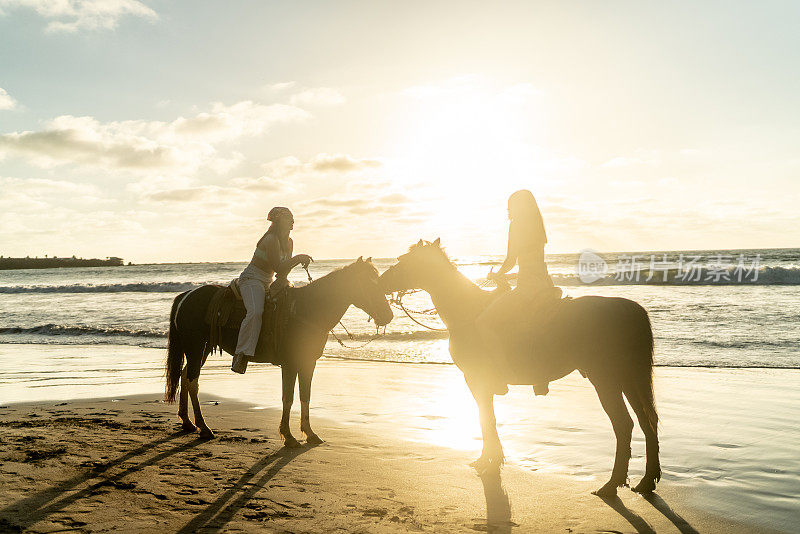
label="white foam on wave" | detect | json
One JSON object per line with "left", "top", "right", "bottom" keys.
{"left": 0, "top": 282, "right": 201, "bottom": 293}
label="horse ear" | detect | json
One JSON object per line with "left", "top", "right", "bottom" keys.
{"left": 433, "top": 237, "right": 441, "bottom": 247}
{"left": 357, "top": 256, "right": 363, "bottom": 263}
{"left": 417, "top": 239, "right": 424, "bottom": 247}
{"left": 365, "top": 256, "right": 372, "bottom": 263}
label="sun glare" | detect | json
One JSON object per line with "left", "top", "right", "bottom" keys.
{"left": 387, "top": 79, "right": 549, "bottom": 213}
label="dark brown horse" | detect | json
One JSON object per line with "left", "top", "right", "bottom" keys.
{"left": 379, "top": 240, "right": 660, "bottom": 496}
{"left": 164, "top": 257, "right": 393, "bottom": 446}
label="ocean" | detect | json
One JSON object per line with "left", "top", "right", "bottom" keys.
{"left": 1, "top": 248, "right": 799, "bottom": 369}
{"left": 1, "top": 249, "right": 799, "bottom": 531}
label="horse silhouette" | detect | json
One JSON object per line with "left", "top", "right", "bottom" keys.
{"left": 380, "top": 240, "right": 660, "bottom": 496}
{"left": 164, "top": 257, "right": 393, "bottom": 446}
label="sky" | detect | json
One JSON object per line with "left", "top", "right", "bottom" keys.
{"left": 0, "top": 0, "right": 798, "bottom": 263}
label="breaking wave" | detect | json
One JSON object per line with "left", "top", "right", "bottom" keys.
{"left": 0, "top": 282, "right": 202, "bottom": 294}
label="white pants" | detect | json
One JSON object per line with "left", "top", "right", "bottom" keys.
{"left": 234, "top": 276, "right": 270, "bottom": 357}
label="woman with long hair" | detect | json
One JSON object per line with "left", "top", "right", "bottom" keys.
{"left": 476, "top": 189, "right": 560, "bottom": 394}
{"left": 231, "top": 206, "right": 312, "bottom": 374}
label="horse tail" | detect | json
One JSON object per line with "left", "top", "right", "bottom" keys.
{"left": 629, "top": 302, "right": 658, "bottom": 435}
{"left": 164, "top": 292, "right": 187, "bottom": 403}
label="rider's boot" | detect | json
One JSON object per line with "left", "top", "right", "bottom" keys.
{"left": 231, "top": 353, "right": 249, "bottom": 374}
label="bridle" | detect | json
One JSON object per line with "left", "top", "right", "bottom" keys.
{"left": 304, "top": 265, "right": 386, "bottom": 349}
{"left": 386, "top": 265, "right": 498, "bottom": 332}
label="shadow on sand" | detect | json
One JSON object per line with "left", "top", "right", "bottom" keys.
{"left": 479, "top": 469, "right": 700, "bottom": 534}
{"left": 176, "top": 444, "right": 315, "bottom": 533}
{"left": 642, "top": 493, "right": 700, "bottom": 534}
{"left": 0, "top": 431, "right": 201, "bottom": 530}
{"left": 597, "top": 494, "right": 657, "bottom": 534}
{"left": 597, "top": 491, "right": 700, "bottom": 534}
{"left": 478, "top": 469, "right": 517, "bottom": 533}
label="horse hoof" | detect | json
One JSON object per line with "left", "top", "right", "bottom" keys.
{"left": 180, "top": 422, "right": 197, "bottom": 433}
{"left": 471, "top": 456, "right": 501, "bottom": 475}
{"left": 470, "top": 456, "right": 488, "bottom": 469}
{"left": 199, "top": 429, "right": 215, "bottom": 440}
{"left": 306, "top": 434, "right": 324, "bottom": 445}
{"left": 284, "top": 437, "right": 302, "bottom": 448}
{"left": 592, "top": 482, "right": 619, "bottom": 498}
{"left": 632, "top": 478, "right": 656, "bottom": 494}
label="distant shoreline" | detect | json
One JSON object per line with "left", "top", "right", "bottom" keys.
{"left": 0, "top": 257, "right": 126, "bottom": 270}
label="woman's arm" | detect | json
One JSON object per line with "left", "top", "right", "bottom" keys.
{"left": 265, "top": 236, "right": 312, "bottom": 278}
{"left": 495, "top": 225, "right": 518, "bottom": 275}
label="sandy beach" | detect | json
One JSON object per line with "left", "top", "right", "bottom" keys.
{"left": 0, "top": 394, "right": 776, "bottom": 534}
{"left": 1, "top": 345, "right": 797, "bottom": 533}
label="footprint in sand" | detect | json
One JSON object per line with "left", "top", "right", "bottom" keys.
{"left": 362, "top": 508, "right": 388, "bottom": 518}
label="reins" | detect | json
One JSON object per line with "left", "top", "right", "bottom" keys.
{"left": 388, "top": 273, "right": 500, "bottom": 332}
{"left": 389, "top": 289, "right": 448, "bottom": 332}
{"left": 303, "top": 266, "right": 385, "bottom": 349}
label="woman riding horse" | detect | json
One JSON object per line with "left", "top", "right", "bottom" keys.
{"left": 231, "top": 206, "right": 313, "bottom": 374}
{"left": 476, "top": 189, "right": 561, "bottom": 395}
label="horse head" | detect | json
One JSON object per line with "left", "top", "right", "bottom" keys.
{"left": 345, "top": 256, "right": 394, "bottom": 326}
{"left": 379, "top": 238, "right": 450, "bottom": 293}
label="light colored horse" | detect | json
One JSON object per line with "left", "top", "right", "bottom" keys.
{"left": 380, "top": 240, "right": 660, "bottom": 496}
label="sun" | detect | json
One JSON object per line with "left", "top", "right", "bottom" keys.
{"left": 383, "top": 77, "right": 554, "bottom": 230}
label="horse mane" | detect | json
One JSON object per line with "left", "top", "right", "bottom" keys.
{"left": 409, "top": 240, "right": 456, "bottom": 269}
{"left": 294, "top": 262, "right": 353, "bottom": 295}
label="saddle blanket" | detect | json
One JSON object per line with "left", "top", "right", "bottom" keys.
{"left": 204, "top": 282, "right": 294, "bottom": 365}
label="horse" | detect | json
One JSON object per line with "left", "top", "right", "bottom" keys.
{"left": 379, "top": 240, "right": 660, "bottom": 497}
{"left": 164, "top": 257, "right": 393, "bottom": 446}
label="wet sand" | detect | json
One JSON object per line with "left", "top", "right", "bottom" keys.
{"left": 0, "top": 394, "right": 781, "bottom": 533}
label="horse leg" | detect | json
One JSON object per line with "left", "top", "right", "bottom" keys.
{"left": 187, "top": 376, "right": 214, "bottom": 439}
{"left": 279, "top": 364, "right": 302, "bottom": 448}
{"left": 299, "top": 361, "right": 323, "bottom": 445}
{"left": 468, "top": 380, "right": 504, "bottom": 472}
{"left": 624, "top": 386, "right": 661, "bottom": 493}
{"left": 178, "top": 366, "right": 195, "bottom": 432}
{"left": 592, "top": 379, "right": 633, "bottom": 497}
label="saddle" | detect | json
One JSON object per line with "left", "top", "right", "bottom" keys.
{"left": 506, "top": 288, "right": 576, "bottom": 395}
{"left": 204, "top": 280, "right": 295, "bottom": 365}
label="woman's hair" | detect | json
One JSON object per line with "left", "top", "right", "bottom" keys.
{"left": 509, "top": 189, "right": 547, "bottom": 245}
{"left": 266, "top": 206, "right": 292, "bottom": 254}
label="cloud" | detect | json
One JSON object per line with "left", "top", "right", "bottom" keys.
{"left": 299, "top": 189, "right": 421, "bottom": 219}
{"left": 311, "top": 198, "right": 370, "bottom": 208}
{"left": 378, "top": 193, "right": 413, "bottom": 204}
{"left": 289, "top": 87, "right": 346, "bottom": 107}
{"left": 138, "top": 172, "right": 298, "bottom": 204}
{"left": 0, "top": 0, "right": 157, "bottom": 32}
{"left": 0, "top": 101, "right": 310, "bottom": 172}
{"left": 228, "top": 175, "right": 298, "bottom": 192}
{"left": 0, "top": 87, "right": 16, "bottom": 110}
{"left": 264, "top": 81, "right": 297, "bottom": 93}
{"left": 144, "top": 186, "right": 217, "bottom": 202}
{"left": 308, "top": 153, "right": 380, "bottom": 172}
{"left": 259, "top": 153, "right": 381, "bottom": 178}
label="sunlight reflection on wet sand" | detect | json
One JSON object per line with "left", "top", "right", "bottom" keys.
{"left": 1, "top": 344, "right": 798, "bottom": 531}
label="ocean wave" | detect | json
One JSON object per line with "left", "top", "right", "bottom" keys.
{"left": 337, "top": 330, "right": 448, "bottom": 341}
{"left": 0, "top": 323, "right": 447, "bottom": 342}
{"left": 0, "top": 282, "right": 201, "bottom": 294}
{"left": 550, "top": 266, "right": 800, "bottom": 286}
{"left": 321, "top": 354, "right": 800, "bottom": 370}
{"left": 0, "top": 324, "right": 164, "bottom": 338}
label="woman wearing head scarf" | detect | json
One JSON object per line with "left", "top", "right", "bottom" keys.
{"left": 476, "top": 190, "right": 560, "bottom": 394}
{"left": 231, "top": 207, "right": 312, "bottom": 374}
